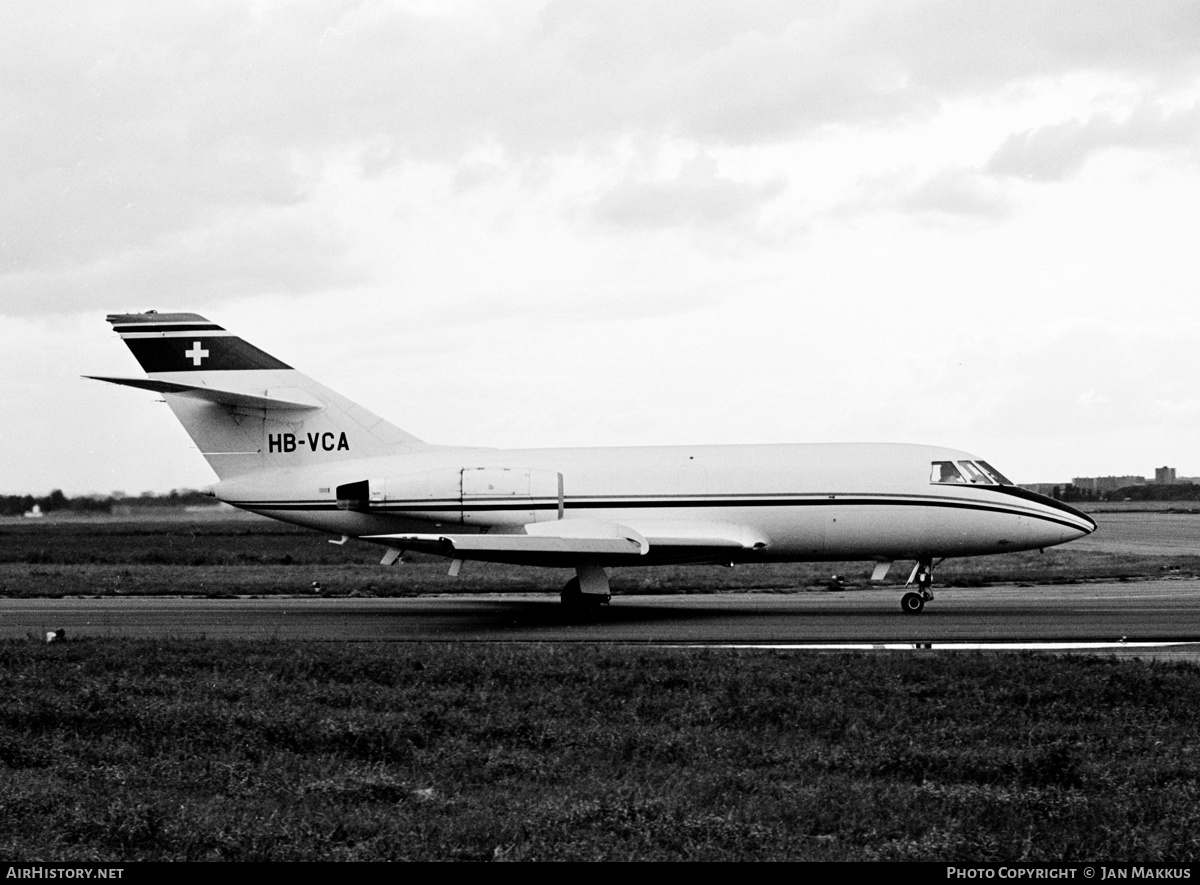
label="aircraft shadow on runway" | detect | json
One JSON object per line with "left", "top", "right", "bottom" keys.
{"left": 364, "top": 594, "right": 911, "bottom": 637}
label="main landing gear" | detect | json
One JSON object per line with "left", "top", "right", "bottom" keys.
{"left": 561, "top": 562, "right": 611, "bottom": 610}
{"left": 901, "top": 557, "right": 935, "bottom": 615}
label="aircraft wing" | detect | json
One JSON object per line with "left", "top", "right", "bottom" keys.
{"left": 366, "top": 533, "right": 646, "bottom": 558}
{"left": 367, "top": 519, "right": 648, "bottom": 560}
{"left": 85, "top": 376, "right": 322, "bottom": 411}
{"left": 364, "top": 519, "right": 768, "bottom": 565}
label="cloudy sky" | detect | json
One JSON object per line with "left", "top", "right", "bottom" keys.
{"left": 3, "top": 0, "right": 1199, "bottom": 496}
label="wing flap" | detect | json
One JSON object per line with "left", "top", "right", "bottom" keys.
{"left": 85, "top": 376, "right": 322, "bottom": 411}
{"left": 636, "top": 521, "right": 769, "bottom": 550}
{"left": 367, "top": 518, "right": 649, "bottom": 561}
{"left": 364, "top": 532, "right": 645, "bottom": 558}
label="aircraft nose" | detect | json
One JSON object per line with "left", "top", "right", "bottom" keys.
{"left": 1005, "top": 486, "right": 1095, "bottom": 544}
{"left": 1037, "top": 508, "right": 1094, "bottom": 550}
{"left": 1057, "top": 505, "right": 1096, "bottom": 539}
{"left": 1051, "top": 496, "right": 1099, "bottom": 537}
{"left": 1062, "top": 505, "right": 1097, "bottom": 537}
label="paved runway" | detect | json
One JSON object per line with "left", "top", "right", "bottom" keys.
{"left": 4, "top": 582, "right": 1200, "bottom": 654}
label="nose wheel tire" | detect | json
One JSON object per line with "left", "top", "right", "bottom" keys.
{"left": 901, "top": 592, "right": 925, "bottom": 614}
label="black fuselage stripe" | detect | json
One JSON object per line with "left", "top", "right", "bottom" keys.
{"left": 983, "top": 484, "right": 1095, "bottom": 527}
{"left": 225, "top": 496, "right": 1090, "bottom": 532}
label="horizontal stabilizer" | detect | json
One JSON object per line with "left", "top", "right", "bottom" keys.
{"left": 85, "top": 376, "right": 322, "bottom": 411}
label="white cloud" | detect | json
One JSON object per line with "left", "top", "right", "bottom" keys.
{"left": 835, "top": 167, "right": 1011, "bottom": 222}
{"left": 1, "top": 207, "right": 361, "bottom": 317}
{"left": 591, "top": 154, "right": 787, "bottom": 232}
{"left": 893, "top": 168, "right": 1012, "bottom": 220}
{"left": 986, "top": 102, "right": 1200, "bottom": 181}
{"left": 4, "top": 1, "right": 1200, "bottom": 492}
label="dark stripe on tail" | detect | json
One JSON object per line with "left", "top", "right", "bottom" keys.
{"left": 123, "top": 336, "right": 292, "bottom": 372}
{"left": 113, "top": 323, "right": 224, "bottom": 334}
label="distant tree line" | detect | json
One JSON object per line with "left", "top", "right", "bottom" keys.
{"left": 1054, "top": 483, "right": 1200, "bottom": 503}
{"left": 1, "top": 489, "right": 214, "bottom": 517}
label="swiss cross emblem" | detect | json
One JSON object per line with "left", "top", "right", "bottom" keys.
{"left": 185, "top": 341, "right": 210, "bottom": 366}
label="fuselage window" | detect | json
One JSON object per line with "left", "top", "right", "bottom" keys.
{"left": 930, "top": 461, "right": 966, "bottom": 484}
{"left": 976, "top": 460, "right": 1013, "bottom": 485}
{"left": 957, "top": 461, "right": 991, "bottom": 484}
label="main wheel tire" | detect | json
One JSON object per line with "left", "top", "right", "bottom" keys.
{"left": 900, "top": 592, "right": 925, "bottom": 614}
{"left": 560, "top": 577, "right": 582, "bottom": 608}
{"left": 561, "top": 578, "right": 609, "bottom": 610}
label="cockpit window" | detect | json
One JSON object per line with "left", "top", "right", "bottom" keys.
{"left": 933, "top": 459, "right": 1014, "bottom": 486}
{"left": 976, "top": 460, "right": 1013, "bottom": 485}
{"left": 957, "top": 461, "right": 991, "bottom": 484}
{"left": 930, "top": 461, "right": 966, "bottom": 484}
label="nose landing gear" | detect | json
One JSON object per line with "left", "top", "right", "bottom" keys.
{"left": 901, "top": 557, "right": 936, "bottom": 614}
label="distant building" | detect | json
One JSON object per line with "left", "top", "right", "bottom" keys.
{"left": 22, "top": 504, "right": 45, "bottom": 519}
{"left": 1030, "top": 467, "right": 1194, "bottom": 502}
{"left": 1023, "top": 483, "right": 1061, "bottom": 498}
{"left": 1071, "top": 475, "right": 1145, "bottom": 494}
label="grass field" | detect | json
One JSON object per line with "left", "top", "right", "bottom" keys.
{"left": 2, "top": 512, "right": 1199, "bottom": 598}
{"left": 3, "top": 641, "right": 1200, "bottom": 861}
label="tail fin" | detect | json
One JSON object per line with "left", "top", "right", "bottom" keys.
{"left": 89, "top": 311, "right": 426, "bottom": 480}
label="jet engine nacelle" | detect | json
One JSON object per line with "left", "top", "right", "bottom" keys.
{"left": 336, "top": 467, "right": 564, "bottom": 526}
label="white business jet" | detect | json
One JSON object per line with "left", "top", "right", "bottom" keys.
{"left": 89, "top": 312, "right": 1095, "bottom": 613}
